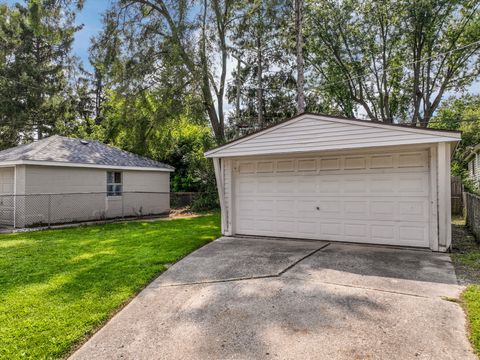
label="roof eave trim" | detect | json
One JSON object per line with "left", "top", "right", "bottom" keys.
{"left": 205, "top": 138, "right": 460, "bottom": 158}
{"left": 0, "top": 160, "right": 174, "bottom": 172}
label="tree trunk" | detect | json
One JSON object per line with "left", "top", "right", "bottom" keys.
{"left": 235, "top": 56, "right": 241, "bottom": 120}
{"left": 295, "top": 0, "right": 305, "bottom": 114}
{"left": 256, "top": 18, "right": 264, "bottom": 128}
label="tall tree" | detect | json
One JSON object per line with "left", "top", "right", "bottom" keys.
{"left": 227, "top": 0, "right": 298, "bottom": 134}
{"left": 295, "top": 0, "right": 305, "bottom": 113}
{"left": 0, "top": 0, "right": 82, "bottom": 148}
{"left": 97, "top": 0, "right": 234, "bottom": 144}
{"left": 305, "top": 0, "right": 480, "bottom": 126}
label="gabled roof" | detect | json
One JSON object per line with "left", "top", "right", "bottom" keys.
{"left": 0, "top": 135, "right": 174, "bottom": 171}
{"left": 205, "top": 112, "right": 461, "bottom": 158}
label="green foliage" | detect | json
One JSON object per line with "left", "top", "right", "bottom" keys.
{"left": 305, "top": 0, "right": 480, "bottom": 125}
{"left": 0, "top": 0, "right": 83, "bottom": 148}
{"left": 84, "top": 88, "right": 217, "bottom": 194}
{"left": 191, "top": 192, "right": 220, "bottom": 212}
{"left": 430, "top": 95, "right": 480, "bottom": 193}
{"left": 0, "top": 214, "right": 221, "bottom": 359}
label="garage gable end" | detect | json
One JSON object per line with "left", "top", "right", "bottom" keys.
{"left": 205, "top": 113, "right": 460, "bottom": 158}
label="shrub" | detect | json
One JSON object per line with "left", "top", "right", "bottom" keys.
{"left": 191, "top": 192, "right": 219, "bottom": 212}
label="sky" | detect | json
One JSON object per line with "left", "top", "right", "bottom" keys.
{"left": 71, "top": 0, "right": 112, "bottom": 70}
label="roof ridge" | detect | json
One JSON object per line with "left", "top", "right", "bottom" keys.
{"left": 89, "top": 139, "right": 174, "bottom": 169}
{"left": 22, "top": 136, "right": 58, "bottom": 159}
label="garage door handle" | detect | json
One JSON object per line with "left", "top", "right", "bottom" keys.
{"left": 316, "top": 206, "right": 320, "bottom": 210}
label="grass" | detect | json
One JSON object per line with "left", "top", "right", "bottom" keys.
{"left": 0, "top": 213, "right": 221, "bottom": 359}
{"left": 463, "top": 285, "right": 480, "bottom": 355}
{"left": 450, "top": 218, "right": 480, "bottom": 356}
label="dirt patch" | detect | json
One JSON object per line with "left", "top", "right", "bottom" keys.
{"left": 169, "top": 207, "right": 197, "bottom": 219}
{"left": 451, "top": 223, "right": 480, "bottom": 285}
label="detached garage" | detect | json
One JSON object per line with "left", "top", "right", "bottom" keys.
{"left": 205, "top": 113, "right": 461, "bottom": 252}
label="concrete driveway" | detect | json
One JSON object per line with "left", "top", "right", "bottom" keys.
{"left": 71, "top": 237, "right": 476, "bottom": 360}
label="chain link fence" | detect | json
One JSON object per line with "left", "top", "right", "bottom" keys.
{"left": 466, "top": 192, "right": 480, "bottom": 241}
{"left": 0, "top": 192, "right": 203, "bottom": 229}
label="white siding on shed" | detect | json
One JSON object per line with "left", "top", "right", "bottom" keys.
{"left": 468, "top": 153, "right": 480, "bottom": 185}
{"left": 0, "top": 167, "right": 14, "bottom": 226}
{"left": 11, "top": 165, "right": 170, "bottom": 227}
{"left": 206, "top": 114, "right": 460, "bottom": 158}
{"left": 0, "top": 167, "right": 14, "bottom": 194}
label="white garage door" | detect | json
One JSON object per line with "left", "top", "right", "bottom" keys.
{"left": 234, "top": 151, "right": 431, "bottom": 247}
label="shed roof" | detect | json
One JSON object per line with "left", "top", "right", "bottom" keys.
{"left": 0, "top": 135, "right": 174, "bottom": 171}
{"left": 205, "top": 113, "right": 461, "bottom": 158}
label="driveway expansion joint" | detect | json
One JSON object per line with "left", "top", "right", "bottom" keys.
{"left": 156, "top": 242, "right": 331, "bottom": 288}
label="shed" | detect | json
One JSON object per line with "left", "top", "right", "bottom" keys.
{"left": 0, "top": 136, "right": 173, "bottom": 227}
{"left": 205, "top": 113, "right": 461, "bottom": 252}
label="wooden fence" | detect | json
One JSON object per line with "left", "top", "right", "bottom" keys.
{"left": 451, "top": 176, "right": 464, "bottom": 216}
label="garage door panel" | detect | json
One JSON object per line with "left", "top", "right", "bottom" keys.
{"left": 344, "top": 223, "right": 368, "bottom": 238}
{"left": 256, "top": 219, "right": 275, "bottom": 232}
{"left": 370, "top": 155, "right": 394, "bottom": 169}
{"left": 370, "top": 175, "right": 395, "bottom": 193}
{"left": 397, "top": 174, "right": 429, "bottom": 194}
{"left": 237, "top": 217, "right": 256, "bottom": 233}
{"left": 256, "top": 199, "right": 275, "bottom": 216}
{"left": 276, "top": 178, "right": 296, "bottom": 193}
{"left": 344, "top": 178, "right": 368, "bottom": 193}
{"left": 370, "top": 201, "right": 395, "bottom": 219}
{"left": 297, "top": 200, "right": 317, "bottom": 217}
{"left": 398, "top": 200, "right": 428, "bottom": 221}
{"left": 371, "top": 225, "right": 395, "bottom": 242}
{"left": 398, "top": 152, "right": 428, "bottom": 168}
{"left": 398, "top": 224, "right": 429, "bottom": 246}
{"left": 297, "top": 221, "right": 317, "bottom": 235}
{"left": 238, "top": 179, "right": 256, "bottom": 194}
{"left": 344, "top": 200, "right": 368, "bottom": 215}
{"left": 297, "top": 177, "right": 317, "bottom": 192}
{"left": 344, "top": 156, "right": 367, "bottom": 169}
{"left": 318, "top": 177, "right": 340, "bottom": 193}
{"left": 257, "top": 178, "right": 275, "bottom": 193}
{"left": 276, "top": 199, "right": 296, "bottom": 217}
{"left": 234, "top": 150, "right": 430, "bottom": 247}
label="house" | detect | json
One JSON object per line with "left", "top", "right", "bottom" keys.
{"left": 0, "top": 135, "right": 173, "bottom": 227}
{"left": 205, "top": 113, "right": 461, "bottom": 252}
{"left": 466, "top": 144, "right": 480, "bottom": 186}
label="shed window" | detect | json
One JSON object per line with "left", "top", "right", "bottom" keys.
{"left": 107, "top": 171, "right": 122, "bottom": 196}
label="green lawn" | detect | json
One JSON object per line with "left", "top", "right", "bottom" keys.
{"left": 450, "top": 220, "right": 480, "bottom": 356}
{"left": 0, "top": 214, "right": 221, "bottom": 359}
{"left": 463, "top": 285, "right": 480, "bottom": 355}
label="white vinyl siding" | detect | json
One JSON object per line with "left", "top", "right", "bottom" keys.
{"left": 207, "top": 115, "right": 460, "bottom": 158}
{"left": 0, "top": 167, "right": 14, "bottom": 194}
{"left": 0, "top": 167, "right": 14, "bottom": 226}
{"left": 469, "top": 153, "right": 480, "bottom": 185}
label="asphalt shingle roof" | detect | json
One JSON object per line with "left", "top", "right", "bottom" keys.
{"left": 0, "top": 136, "right": 174, "bottom": 170}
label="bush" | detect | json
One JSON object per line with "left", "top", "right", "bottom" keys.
{"left": 191, "top": 192, "right": 219, "bottom": 212}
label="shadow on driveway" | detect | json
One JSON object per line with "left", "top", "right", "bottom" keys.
{"left": 70, "top": 237, "right": 475, "bottom": 360}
